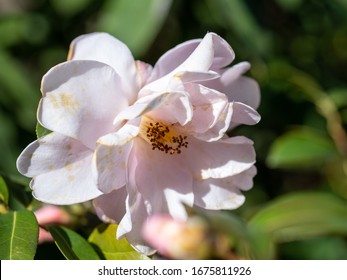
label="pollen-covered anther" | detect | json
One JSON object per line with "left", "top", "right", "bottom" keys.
{"left": 141, "top": 118, "right": 188, "bottom": 155}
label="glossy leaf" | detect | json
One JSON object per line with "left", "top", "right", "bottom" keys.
{"left": 88, "top": 224, "right": 150, "bottom": 260}
{"left": 97, "top": 0, "right": 172, "bottom": 56}
{"left": 0, "top": 211, "right": 38, "bottom": 260}
{"left": 48, "top": 225, "right": 100, "bottom": 260}
{"left": 35, "top": 122, "right": 51, "bottom": 139}
{"left": 249, "top": 192, "right": 347, "bottom": 242}
{"left": 267, "top": 128, "right": 337, "bottom": 168}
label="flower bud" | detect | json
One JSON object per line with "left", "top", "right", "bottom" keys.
{"left": 142, "top": 214, "right": 212, "bottom": 259}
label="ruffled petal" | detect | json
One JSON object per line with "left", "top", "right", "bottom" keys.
{"left": 181, "top": 136, "right": 256, "bottom": 180}
{"left": 142, "top": 33, "right": 234, "bottom": 94}
{"left": 193, "top": 166, "right": 257, "bottom": 210}
{"left": 39, "top": 60, "right": 128, "bottom": 149}
{"left": 193, "top": 179, "right": 245, "bottom": 210}
{"left": 178, "top": 32, "right": 234, "bottom": 72}
{"left": 92, "top": 187, "right": 127, "bottom": 224}
{"left": 148, "top": 39, "right": 201, "bottom": 82}
{"left": 93, "top": 124, "right": 139, "bottom": 193}
{"left": 17, "top": 132, "right": 101, "bottom": 204}
{"left": 184, "top": 83, "right": 228, "bottom": 137}
{"left": 224, "top": 76, "right": 261, "bottom": 110}
{"left": 68, "top": 32, "right": 139, "bottom": 103}
{"left": 115, "top": 91, "right": 193, "bottom": 126}
{"left": 230, "top": 101, "right": 261, "bottom": 126}
{"left": 194, "top": 103, "right": 233, "bottom": 142}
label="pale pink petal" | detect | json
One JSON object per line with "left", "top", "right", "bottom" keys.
{"left": 39, "top": 60, "right": 128, "bottom": 149}
{"left": 178, "top": 32, "right": 234, "bottom": 72}
{"left": 233, "top": 165, "right": 257, "bottom": 191}
{"left": 193, "top": 178, "right": 245, "bottom": 210}
{"left": 194, "top": 103, "right": 233, "bottom": 142}
{"left": 136, "top": 60, "right": 153, "bottom": 88}
{"left": 16, "top": 133, "right": 101, "bottom": 204}
{"left": 230, "top": 102, "right": 261, "bottom": 125}
{"left": 116, "top": 148, "right": 155, "bottom": 255}
{"left": 93, "top": 124, "right": 139, "bottom": 193}
{"left": 142, "top": 33, "right": 234, "bottom": 94}
{"left": 148, "top": 39, "right": 201, "bottom": 82}
{"left": 181, "top": 136, "right": 256, "bottom": 180}
{"left": 149, "top": 91, "right": 193, "bottom": 126}
{"left": 220, "top": 62, "right": 251, "bottom": 83}
{"left": 193, "top": 166, "right": 257, "bottom": 210}
{"left": 184, "top": 83, "right": 228, "bottom": 136}
{"left": 68, "top": 32, "right": 139, "bottom": 103}
{"left": 224, "top": 76, "right": 261, "bottom": 109}
{"left": 17, "top": 132, "right": 90, "bottom": 177}
{"left": 133, "top": 138, "right": 193, "bottom": 220}
{"left": 115, "top": 91, "right": 193, "bottom": 126}
{"left": 93, "top": 187, "right": 127, "bottom": 224}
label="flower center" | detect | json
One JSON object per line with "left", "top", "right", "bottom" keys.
{"left": 140, "top": 116, "right": 189, "bottom": 155}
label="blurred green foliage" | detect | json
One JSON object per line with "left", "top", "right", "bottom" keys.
{"left": 1, "top": 0, "right": 347, "bottom": 259}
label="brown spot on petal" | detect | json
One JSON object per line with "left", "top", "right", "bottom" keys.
{"left": 68, "top": 175, "right": 75, "bottom": 182}
{"left": 49, "top": 92, "right": 80, "bottom": 113}
{"left": 65, "top": 162, "right": 73, "bottom": 171}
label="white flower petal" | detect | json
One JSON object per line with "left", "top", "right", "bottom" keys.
{"left": 184, "top": 83, "right": 228, "bottom": 135}
{"left": 193, "top": 165, "right": 256, "bottom": 210}
{"left": 136, "top": 60, "right": 153, "bottom": 88}
{"left": 16, "top": 132, "right": 101, "bottom": 204}
{"left": 68, "top": 32, "right": 139, "bottom": 103}
{"left": 115, "top": 91, "right": 193, "bottom": 126}
{"left": 231, "top": 101, "right": 261, "bottom": 126}
{"left": 93, "top": 124, "right": 139, "bottom": 193}
{"left": 17, "top": 132, "right": 89, "bottom": 177}
{"left": 148, "top": 39, "right": 201, "bottom": 82}
{"left": 142, "top": 33, "right": 234, "bottom": 94}
{"left": 93, "top": 187, "right": 127, "bottom": 224}
{"left": 182, "top": 136, "right": 256, "bottom": 180}
{"left": 220, "top": 62, "right": 251, "bottom": 83}
{"left": 194, "top": 103, "right": 233, "bottom": 142}
{"left": 193, "top": 178, "right": 245, "bottom": 210}
{"left": 39, "top": 60, "right": 128, "bottom": 149}
{"left": 178, "top": 32, "right": 235, "bottom": 72}
{"left": 134, "top": 138, "right": 193, "bottom": 220}
{"left": 150, "top": 91, "right": 193, "bottom": 126}
{"left": 224, "top": 76, "right": 261, "bottom": 110}
{"left": 116, "top": 148, "right": 155, "bottom": 255}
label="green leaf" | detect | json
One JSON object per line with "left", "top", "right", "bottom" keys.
{"left": 88, "top": 224, "right": 150, "bottom": 260}
{"left": 0, "top": 176, "right": 9, "bottom": 206}
{"left": 267, "top": 128, "right": 337, "bottom": 168}
{"left": 35, "top": 122, "right": 51, "bottom": 139}
{"left": 249, "top": 192, "right": 347, "bottom": 243}
{"left": 48, "top": 225, "right": 100, "bottom": 260}
{"left": 0, "top": 211, "right": 38, "bottom": 260}
{"left": 97, "top": 0, "right": 172, "bottom": 57}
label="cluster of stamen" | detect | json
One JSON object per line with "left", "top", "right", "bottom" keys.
{"left": 146, "top": 122, "right": 188, "bottom": 155}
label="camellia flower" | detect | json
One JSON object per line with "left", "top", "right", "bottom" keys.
{"left": 17, "top": 32, "right": 260, "bottom": 254}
